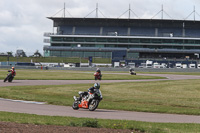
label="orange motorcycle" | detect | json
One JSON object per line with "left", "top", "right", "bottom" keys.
{"left": 72, "top": 90, "right": 103, "bottom": 111}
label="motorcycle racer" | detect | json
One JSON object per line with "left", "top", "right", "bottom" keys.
{"left": 96, "top": 68, "right": 101, "bottom": 74}
{"left": 129, "top": 67, "right": 136, "bottom": 75}
{"left": 94, "top": 68, "right": 102, "bottom": 80}
{"left": 9, "top": 67, "right": 16, "bottom": 77}
{"left": 87, "top": 83, "right": 102, "bottom": 101}
{"left": 72, "top": 83, "right": 103, "bottom": 111}
{"left": 4, "top": 67, "right": 16, "bottom": 82}
{"left": 78, "top": 83, "right": 102, "bottom": 101}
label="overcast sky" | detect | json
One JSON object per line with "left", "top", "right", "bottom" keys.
{"left": 0, "top": 0, "right": 200, "bottom": 55}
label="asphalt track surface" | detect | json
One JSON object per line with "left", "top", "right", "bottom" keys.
{"left": 1, "top": 73, "right": 200, "bottom": 123}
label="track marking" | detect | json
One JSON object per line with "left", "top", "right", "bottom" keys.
{"left": 0, "top": 98, "right": 46, "bottom": 105}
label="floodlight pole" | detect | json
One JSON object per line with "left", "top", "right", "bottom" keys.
{"left": 161, "top": 5, "right": 163, "bottom": 19}
{"left": 129, "top": 4, "right": 131, "bottom": 19}
{"left": 64, "top": 3, "right": 66, "bottom": 18}
{"left": 194, "top": 6, "right": 195, "bottom": 21}
{"left": 96, "top": 3, "right": 98, "bottom": 18}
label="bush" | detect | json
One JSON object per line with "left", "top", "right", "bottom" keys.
{"left": 81, "top": 119, "right": 99, "bottom": 128}
{"left": 69, "top": 121, "right": 79, "bottom": 127}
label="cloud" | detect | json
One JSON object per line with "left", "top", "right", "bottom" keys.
{"left": 0, "top": 0, "right": 199, "bottom": 55}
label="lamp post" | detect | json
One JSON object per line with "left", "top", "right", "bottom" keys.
{"left": 7, "top": 54, "right": 9, "bottom": 66}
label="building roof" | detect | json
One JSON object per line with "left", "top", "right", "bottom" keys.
{"left": 47, "top": 17, "right": 200, "bottom": 28}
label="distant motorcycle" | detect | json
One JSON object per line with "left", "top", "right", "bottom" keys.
{"left": 129, "top": 68, "right": 136, "bottom": 75}
{"left": 94, "top": 72, "right": 102, "bottom": 80}
{"left": 130, "top": 71, "right": 136, "bottom": 75}
{"left": 4, "top": 71, "right": 14, "bottom": 82}
{"left": 72, "top": 90, "right": 103, "bottom": 111}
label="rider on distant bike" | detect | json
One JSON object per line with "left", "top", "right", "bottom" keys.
{"left": 96, "top": 68, "right": 101, "bottom": 74}
{"left": 9, "top": 67, "right": 16, "bottom": 77}
{"left": 129, "top": 67, "right": 136, "bottom": 75}
{"left": 129, "top": 68, "right": 134, "bottom": 73}
{"left": 4, "top": 67, "right": 16, "bottom": 82}
{"left": 95, "top": 68, "right": 102, "bottom": 77}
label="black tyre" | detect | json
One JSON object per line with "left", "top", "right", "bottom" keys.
{"left": 3, "top": 78, "right": 7, "bottom": 82}
{"left": 8, "top": 77, "right": 13, "bottom": 82}
{"left": 72, "top": 101, "right": 79, "bottom": 110}
{"left": 95, "top": 76, "right": 97, "bottom": 80}
{"left": 89, "top": 99, "right": 99, "bottom": 111}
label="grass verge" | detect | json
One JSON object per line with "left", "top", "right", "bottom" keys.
{"left": 0, "top": 111, "right": 200, "bottom": 133}
{"left": 1, "top": 80, "right": 200, "bottom": 115}
{"left": 0, "top": 69, "right": 165, "bottom": 80}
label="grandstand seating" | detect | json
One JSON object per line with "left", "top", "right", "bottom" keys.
{"left": 74, "top": 26, "right": 100, "bottom": 35}
{"left": 157, "top": 28, "right": 182, "bottom": 37}
{"left": 59, "top": 25, "right": 200, "bottom": 38}
{"left": 130, "top": 27, "right": 155, "bottom": 36}
{"left": 102, "top": 26, "right": 128, "bottom": 36}
{"left": 59, "top": 26, "right": 73, "bottom": 34}
{"left": 185, "top": 29, "right": 200, "bottom": 37}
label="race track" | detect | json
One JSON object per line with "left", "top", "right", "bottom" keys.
{"left": 1, "top": 73, "right": 200, "bottom": 87}
{"left": 1, "top": 73, "right": 200, "bottom": 123}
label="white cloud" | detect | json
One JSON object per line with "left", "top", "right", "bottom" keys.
{"left": 0, "top": 0, "right": 199, "bottom": 55}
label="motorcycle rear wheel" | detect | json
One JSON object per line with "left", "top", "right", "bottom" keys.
{"left": 8, "top": 77, "right": 13, "bottom": 82}
{"left": 89, "top": 99, "right": 99, "bottom": 111}
{"left": 72, "top": 101, "right": 79, "bottom": 110}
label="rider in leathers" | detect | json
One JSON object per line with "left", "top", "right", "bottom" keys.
{"left": 9, "top": 67, "right": 16, "bottom": 77}
{"left": 129, "top": 68, "right": 134, "bottom": 73}
{"left": 95, "top": 68, "right": 102, "bottom": 78}
{"left": 4, "top": 67, "right": 16, "bottom": 82}
{"left": 78, "top": 83, "right": 102, "bottom": 101}
{"left": 87, "top": 83, "right": 102, "bottom": 101}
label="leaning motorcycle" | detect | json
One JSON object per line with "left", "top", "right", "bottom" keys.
{"left": 4, "top": 71, "right": 14, "bottom": 82}
{"left": 130, "top": 71, "right": 136, "bottom": 75}
{"left": 94, "top": 72, "right": 102, "bottom": 80}
{"left": 72, "top": 89, "right": 103, "bottom": 111}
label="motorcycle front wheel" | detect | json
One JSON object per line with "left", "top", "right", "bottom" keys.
{"left": 89, "top": 99, "right": 99, "bottom": 111}
{"left": 3, "top": 77, "right": 7, "bottom": 82}
{"left": 95, "top": 76, "right": 97, "bottom": 80}
{"left": 72, "top": 101, "right": 79, "bottom": 110}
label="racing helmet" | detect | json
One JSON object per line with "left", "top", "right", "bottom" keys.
{"left": 94, "top": 83, "right": 100, "bottom": 89}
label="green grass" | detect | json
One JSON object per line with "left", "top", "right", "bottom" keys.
{"left": 1, "top": 80, "right": 200, "bottom": 115}
{"left": 0, "top": 69, "right": 165, "bottom": 80}
{"left": 0, "top": 111, "right": 200, "bottom": 133}
{"left": 1, "top": 70, "right": 200, "bottom": 132}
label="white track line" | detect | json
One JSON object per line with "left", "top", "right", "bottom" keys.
{"left": 0, "top": 98, "right": 46, "bottom": 105}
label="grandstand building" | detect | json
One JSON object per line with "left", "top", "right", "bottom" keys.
{"left": 43, "top": 17, "right": 200, "bottom": 65}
